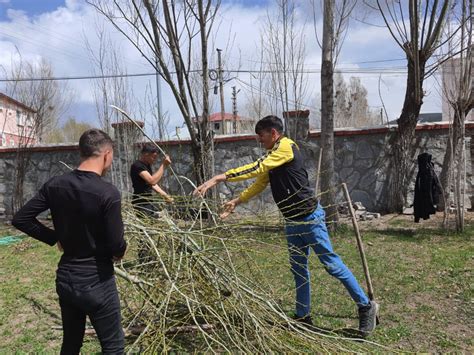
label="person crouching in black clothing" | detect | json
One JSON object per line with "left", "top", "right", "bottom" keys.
{"left": 130, "top": 143, "right": 173, "bottom": 217}
{"left": 12, "top": 129, "right": 127, "bottom": 354}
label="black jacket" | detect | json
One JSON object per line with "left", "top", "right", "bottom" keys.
{"left": 413, "top": 153, "right": 442, "bottom": 222}
{"left": 225, "top": 136, "right": 317, "bottom": 220}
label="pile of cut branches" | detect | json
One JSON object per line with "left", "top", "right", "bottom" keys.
{"left": 115, "top": 195, "right": 384, "bottom": 353}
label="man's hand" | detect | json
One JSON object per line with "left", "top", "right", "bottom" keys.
{"left": 162, "top": 155, "right": 172, "bottom": 166}
{"left": 194, "top": 173, "right": 227, "bottom": 197}
{"left": 220, "top": 197, "right": 241, "bottom": 219}
{"left": 152, "top": 184, "right": 173, "bottom": 203}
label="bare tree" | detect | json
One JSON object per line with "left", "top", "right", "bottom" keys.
{"left": 320, "top": 0, "right": 337, "bottom": 227}
{"left": 2, "top": 56, "right": 71, "bottom": 212}
{"left": 261, "top": 0, "right": 308, "bottom": 139}
{"left": 374, "top": 0, "right": 451, "bottom": 212}
{"left": 315, "top": 0, "right": 357, "bottom": 227}
{"left": 85, "top": 22, "right": 134, "bottom": 136}
{"left": 439, "top": 0, "right": 472, "bottom": 231}
{"left": 3, "top": 57, "right": 71, "bottom": 143}
{"left": 85, "top": 20, "right": 145, "bottom": 192}
{"left": 334, "top": 72, "right": 378, "bottom": 128}
{"left": 88, "top": 0, "right": 221, "bottom": 185}
{"left": 45, "top": 116, "right": 94, "bottom": 143}
{"left": 241, "top": 39, "right": 272, "bottom": 120}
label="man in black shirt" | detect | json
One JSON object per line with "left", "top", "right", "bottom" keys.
{"left": 130, "top": 143, "right": 173, "bottom": 216}
{"left": 12, "top": 129, "right": 127, "bottom": 354}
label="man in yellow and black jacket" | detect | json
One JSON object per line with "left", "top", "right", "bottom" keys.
{"left": 195, "top": 115, "right": 379, "bottom": 336}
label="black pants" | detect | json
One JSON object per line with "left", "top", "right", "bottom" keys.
{"left": 56, "top": 264, "right": 124, "bottom": 354}
{"left": 132, "top": 196, "right": 159, "bottom": 218}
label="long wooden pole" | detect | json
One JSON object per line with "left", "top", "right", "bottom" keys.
{"left": 341, "top": 183, "right": 375, "bottom": 300}
{"left": 315, "top": 148, "right": 323, "bottom": 196}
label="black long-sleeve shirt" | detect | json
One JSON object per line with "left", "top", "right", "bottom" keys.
{"left": 12, "top": 170, "right": 126, "bottom": 270}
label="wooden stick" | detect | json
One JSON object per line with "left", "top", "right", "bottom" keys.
{"left": 114, "top": 266, "right": 154, "bottom": 287}
{"left": 315, "top": 148, "right": 323, "bottom": 196}
{"left": 341, "top": 183, "right": 375, "bottom": 300}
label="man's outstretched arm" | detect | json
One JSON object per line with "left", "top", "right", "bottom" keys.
{"left": 225, "top": 137, "right": 294, "bottom": 182}
{"left": 220, "top": 173, "right": 269, "bottom": 218}
{"left": 194, "top": 138, "right": 293, "bottom": 197}
{"left": 152, "top": 184, "right": 174, "bottom": 203}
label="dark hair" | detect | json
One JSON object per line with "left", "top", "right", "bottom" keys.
{"left": 141, "top": 143, "right": 159, "bottom": 154}
{"left": 255, "top": 115, "right": 284, "bottom": 134}
{"left": 79, "top": 129, "right": 113, "bottom": 158}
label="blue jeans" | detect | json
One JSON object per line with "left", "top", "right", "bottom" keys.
{"left": 285, "top": 205, "right": 369, "bottom": 318}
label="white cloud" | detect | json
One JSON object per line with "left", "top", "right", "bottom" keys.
{"left": 0, "top": 1, "right": 443, "bottom": 136}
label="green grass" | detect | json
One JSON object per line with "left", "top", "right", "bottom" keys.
{"left": 0, "top": 216, "right": 473, "bottom": 352}
{"left": 232, "top": 217, "right": 474, "bottom": 352}
{"left": 0, "top": 225, "right": 101, "bottom": 353}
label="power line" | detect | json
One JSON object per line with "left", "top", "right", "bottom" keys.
{"left": 0, "top": 72, "right": 161, "bottom": 82}
{"left": 0, "top": 66, "right": 443, "bottom": 82}
{"left": 231, "top": 55, "right": 407, "bottom": 66}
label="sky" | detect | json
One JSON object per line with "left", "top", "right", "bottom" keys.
{"left": 0, "top": 0, "right": 445, "bottom": 138}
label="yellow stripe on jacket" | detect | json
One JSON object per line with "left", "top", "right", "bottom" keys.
{"left": 225, "top": 136, "right": 296, "bottom": 202}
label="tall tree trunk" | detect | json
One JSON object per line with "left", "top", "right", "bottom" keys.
{"left": 439, "top": 109, "right": 462, "bottom": 220}
{"left": 454, "top": 106, "right": 466, "bottom": 231}
{"left": 198, "top": 0, "right": 213, "bottom": 187}
{"left": 439, "top": 0, "right": 472, "bottom": 231}
{"left": 390, "top": 57, "right": 425, "bottom": 212}
{"left": 320, "top": 0, "right": 338, "bottom": 227}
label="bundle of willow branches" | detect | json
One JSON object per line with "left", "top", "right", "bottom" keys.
{"left": 114, "top": 194, "right": 384, "bottom": 353}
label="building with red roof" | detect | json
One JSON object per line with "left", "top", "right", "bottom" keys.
{"left": 194, "top": 112, "right": 255, "bottom": 135}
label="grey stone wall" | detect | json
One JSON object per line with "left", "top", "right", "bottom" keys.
{"left": 1, "top": 125, "right": 472, "bottom": 218}
{"left": 0, "top": 145, "right": 81, "bottom": 218}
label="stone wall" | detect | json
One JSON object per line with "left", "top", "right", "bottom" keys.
{"left": 1, "top": 123, "right": 472, "bottom": 218}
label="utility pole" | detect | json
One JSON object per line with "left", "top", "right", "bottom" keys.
{"left": 231, "top": 86, "right": 240, "bottom": 134}
{"left": 217, "top": 48, "right": 225, "bottom": 135}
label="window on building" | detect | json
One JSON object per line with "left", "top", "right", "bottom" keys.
{"left": 214, "top": 122, "right": 220, "bottom": 131}
{"left": 25, "top": 114, "right": 33, "bottom": 127}
{"left": 10, "top": 138, "right": 15, "bottom": 146}
{"left": 0, "top": 133, "right": 5, "bottom": 147}
{"left": 16, "top": 110, "right": 23, "bottom": 126}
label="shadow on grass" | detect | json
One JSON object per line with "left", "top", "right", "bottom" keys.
{"left": 374, "top": 228, "right": 447, "bottom": 242}
{"left": 315, "top": 311, "right": 358, "bottom": 320}
{"left": 288, "top": 322, "right": 366, "bottom": 340}
{"left": 275, "top": 310, "right": 365, "bottom": 340}
{"left": 21, "top": 295, "right": 62, "bottom": 324}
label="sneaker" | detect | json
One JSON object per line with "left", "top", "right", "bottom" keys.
{"left": 358, "top": 300, "right": 379, "bottom": 335}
